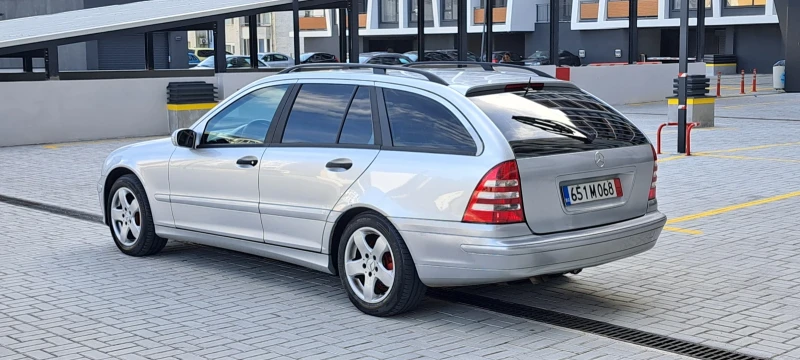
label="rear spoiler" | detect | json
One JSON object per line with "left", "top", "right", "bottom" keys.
{"left": 465, "top": 81, "right": 581, "bottom": 97}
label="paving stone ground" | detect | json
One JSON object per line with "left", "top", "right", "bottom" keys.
{"left": 2, "top": 93, "right": 800, "bottom": 359}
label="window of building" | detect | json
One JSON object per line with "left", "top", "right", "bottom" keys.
{"left": 674, "top": 0, "right": 712, "bottom": 9}
{"left": 260, "top": 13, "right": 271, "bottom": 25}
{"left": 225, "top": 44, "right": 235, "bottom": 54}
{"left": 381, "top": 0, "right": 399, "bottom": 23}
{"left": 202, "top": 85, "right": 290, "bottom": 146}
{"left": 258, "top": 39, "right": 266, "bottom": 53}
{"left": 282, "top": 84, "right": 358, "bottom": 144}
{"left": 411, "top": 0, "right": 434, "bottom": 22}
{"left": 359, "top": 0, "right": 367, "bottom": 14}
{"left": 725, "top": 0, "right": 765, "bottom": 6}
{"left": 382, "top": 89, "right": 476, "bottom": 154}
{"left": 225, "top": 18, "right": 234, "bottom": 25}
{"left": 242, "top": 40, "right": 250, "bottom": 56}
{"left": 442, "top": 0, "right": 457, "bottom": 20}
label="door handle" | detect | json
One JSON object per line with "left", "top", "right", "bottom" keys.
{"left": 236, "top": 156, "right": 259, "bottom": 167}
{"left": 325, "top": 158, "right": 353, "bottom": 171}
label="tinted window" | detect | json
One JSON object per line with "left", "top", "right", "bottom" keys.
{"left": 282, "top": 84, "right": 357, "bottom": 144}
{"left": 274, "top": 54, "right": 289, "bottom": 61}
{"left": 197, "top": 50, "right": 215, "bottom": 58}
{"left": 366, "top": 57, "right": 382, "bottom": 64}
{"left": 383, "top": 89, "right": 476, "bottom": 153}
{"left": 202, "top": 85, "right": 290, "bottom": 145}
{"left": 469, "top": 89, "right": 649, "bottom": 157}
{"left": 228, "top": 57, "right": 251, "bottom": 68}
{"left": 339, "top": 87, "right": 374, "bottom": 145}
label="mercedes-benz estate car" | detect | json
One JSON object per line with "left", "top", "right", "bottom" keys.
{"left": 98, "top": 62, "right": 667, "bottom": 317}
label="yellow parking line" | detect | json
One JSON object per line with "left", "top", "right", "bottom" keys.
{"left": 663, "top": 226, "right": 703, "bottom": 235}
{"left": 718, "top": 101, "right": 786, "bottom": 109}
{"left": 698, "top": 154, "right": 800, "bottom": 164}
{"left": 693, "top": 142, "right": 800, "bottom": 155}
{"left": 658, "top": 155, "right": 686, "bottom": 163}
{"left": 667, "top": 191, "right": 800, "bottom": 225}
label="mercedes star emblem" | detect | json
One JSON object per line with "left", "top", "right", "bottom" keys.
{"left": 595, "top": 152, "right": 605, "bottom": 168}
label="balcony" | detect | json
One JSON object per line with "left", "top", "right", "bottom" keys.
{"left": 579, "top": 1, "right": 599, "bottom": 21}
{"left": 299, "top": 16, "right": 327, "bottom": 30}
{"left": 607, "top": 0, "right": 659, "bottom": 19}
{"left": 474, "top": 7, "right": 507, "bottom": 24}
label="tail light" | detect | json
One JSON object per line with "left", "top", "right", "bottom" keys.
{"left": 492, "top": 58, "right": 498, "bottom": 63}
{"left": 649, "top": 144, "right": 658, "bottom": 200}
{"left": 463, "top": 160, "right": 525, "bottom": 224}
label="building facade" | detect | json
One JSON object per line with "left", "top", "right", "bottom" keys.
{"left": 285, "top": 0, "right": 781, "bottom": 71}
{"left": 188, "top": 14, "right": 275, "bottom": 56}
{"left": 0, "top": 0, "right": 188, "bottom": 71}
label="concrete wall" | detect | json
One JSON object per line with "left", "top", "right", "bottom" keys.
{"left": 0, "top": 63, "right": 706, "bottom": 147}
{"left": 566, "top": 62, "right": 706, "bottom": 105}
{"left": 0, "top": 76, "right": 213, "bottom": 147}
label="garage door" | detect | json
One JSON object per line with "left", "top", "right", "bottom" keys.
{"left": 97, "top": 32, "right": 170, "bottom": 70}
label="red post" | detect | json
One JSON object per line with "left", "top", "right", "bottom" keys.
{"left": 752, "top": 68, "right": 758, "bottom": 93}
{"left": 686, "top": 123, "right": 698, "bottom": 156}
{"left": 716, "top": 71, "right": 722, "bottom": 97}
{"left": 740, "top": 69, "right": 745, "bottom": 94}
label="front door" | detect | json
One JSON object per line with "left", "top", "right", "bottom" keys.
{"left": 259, "top": 81, "right": 380, "bottom": 251}
{"left": 168, "top": 82, "right": 294, "bottom": 241}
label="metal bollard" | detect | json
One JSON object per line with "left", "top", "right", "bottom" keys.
{"left": 740, "top": 69, "right": 745, "bottom": 95}
{"left": 752, "top": 69, "right": 758, "bottom": 93}
{"left": 716, "top": 71, "right": 722, "bottom": 97}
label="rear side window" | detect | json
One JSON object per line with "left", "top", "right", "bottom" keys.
{"left": 197, "top": 50, "right": 215, "bottom": 58}
{"left": 382, "top": 89, "right": 476, "bottom": 154}
{"left": 469, "top": 88, "right": 649, "bottom": 157}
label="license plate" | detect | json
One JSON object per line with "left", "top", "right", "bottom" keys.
{"left": 562, "top": 179, "right": 622, "bottom": 206}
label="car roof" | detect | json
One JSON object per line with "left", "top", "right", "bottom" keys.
{"left": 248, "top": 67, "right": 569, "bottom": 95}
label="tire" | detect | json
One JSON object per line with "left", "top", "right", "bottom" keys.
{"left": 107, "top": 174, "right": 167, "bottom": 257}
{"left": 337, "top": 212, "right": 427, "bottom": 317}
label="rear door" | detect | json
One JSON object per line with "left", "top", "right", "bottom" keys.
{"left": 259, "top": 81, "right": 380, "bottom": 251}
{"left": 469, "top": 85, "right": 654, "bottom": 234}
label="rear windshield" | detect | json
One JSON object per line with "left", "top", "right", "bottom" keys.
{"left": 469, "top": 88, "right": 649, "bottom": 157}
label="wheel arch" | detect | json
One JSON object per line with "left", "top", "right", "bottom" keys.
{"left": 103, "top": 166, "right": 141, "bottom": 225}
{"left": 327, "top": 205, "right": 393, "bottom": 275}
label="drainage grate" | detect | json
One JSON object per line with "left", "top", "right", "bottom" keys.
{"left": 428, "top": 289, "right": 766, "bottom": 360}
{"left": 0, "top": 194, "right": 103, "bottom": 224}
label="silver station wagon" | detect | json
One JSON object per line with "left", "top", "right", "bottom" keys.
{"left": 98, "top": 62, "right": 667, "bottom": 316}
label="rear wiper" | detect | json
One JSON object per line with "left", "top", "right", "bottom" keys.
{"left": 511, "top": 116, "right": 597, "bottom": 144}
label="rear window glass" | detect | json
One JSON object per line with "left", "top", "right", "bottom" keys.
{"left": 469, "top": 89, "right": 649, "bottom": 156}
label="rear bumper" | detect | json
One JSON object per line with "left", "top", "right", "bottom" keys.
{"left": 394, "top": 211, "right": 666, "bottom": 287}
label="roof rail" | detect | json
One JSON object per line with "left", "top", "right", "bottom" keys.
{"left": 277, "top": 63, "right": 449, "bottom": 86}
{"left": 401, "top": 61, "right": 554, "bottom": 79}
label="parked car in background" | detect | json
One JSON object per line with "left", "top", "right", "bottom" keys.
{"left": 99, "top": 62, "right": 666, "bottom": 317}
{"left": 483, "top": 51, "right": 525, "bottom": 65}
{"left": 192, "top": 55, "right": 269, "bottom": 69}
{"left": 525, "top": 50, "right": 582, "bottom": 67}
{"left": 189, "top": 48, "right": 231, "bottom": 61}
{"left": 437, "top": 49, "right": 480, "bottom": 62}
{"left": 188, "top": 53, "right": 201, "bottom": 67}
{"left": 299, "top": 52, "right": 339, "bottom": 64}
{"left": 359, "top": 52, "right": 414, "bottom": 65}
{"left": 258, "top": 52, "right": 294, "bottom": 67}
{"left": 404, "top": 51, "right": 455, "bottom": 62}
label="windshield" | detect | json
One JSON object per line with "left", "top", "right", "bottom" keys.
{"left": 469, "top": 89, "right": 649, "bottom": 156}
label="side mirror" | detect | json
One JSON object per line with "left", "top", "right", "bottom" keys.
{"left": 171, "top": 128, "right": 197, "bottom": 148}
